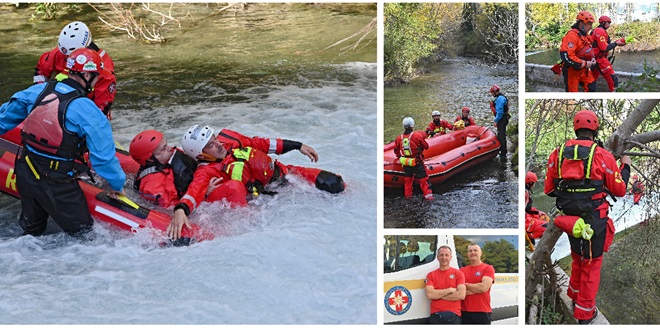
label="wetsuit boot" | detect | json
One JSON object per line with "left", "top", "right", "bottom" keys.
{"left": 419, "top": 177, "right": 433, "bottom": 200}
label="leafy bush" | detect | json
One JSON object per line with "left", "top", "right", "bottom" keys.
{"left": 30, "top": 3, "right": 78, "bottom": 21}
{"left": 619, "top": 60, "right": 660, "bottom": 92}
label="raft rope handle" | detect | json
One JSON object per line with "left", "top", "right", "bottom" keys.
{"left": 117, "top": 195, "right": 140, "bottom": 210}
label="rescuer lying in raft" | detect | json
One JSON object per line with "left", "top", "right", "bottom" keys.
{"left": 129, "top": 130, "right": 247, "bottom": 208}
{"left": 128, "top": 125, "right": 345, "bottom": 240}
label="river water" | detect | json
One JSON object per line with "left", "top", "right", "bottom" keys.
{"left": 525, "top": 48, "right": 660, "bottom": 74}
{"left": 383, "top": 58, "right": 518, "bottom": 228}
{"left": 0, "top": 4, "right": 376, "bottom": 324}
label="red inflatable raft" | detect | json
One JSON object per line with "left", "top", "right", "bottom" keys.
{"left": 0, "top": 128, "right": 213, "bottom": 245}
{"left": 384, "top": 125, "right": 500, "bottom": 189}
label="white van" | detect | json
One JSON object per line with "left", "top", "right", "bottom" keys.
{"left": 384, "top": 234, "right": 519, "bottom": 324}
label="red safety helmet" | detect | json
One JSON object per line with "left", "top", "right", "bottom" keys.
{"left": 461, "top": 106, "right": 470, "bottom": 114}
{"left": 598, "top": 15, "right": 612, "bottom": 24}
{"left": 573, "top": 109, "right": 599, "bottom": 131}
{"left": 489, "top": 85, "right": 500, "bottom": 95}
{"left": 65, "top": 48, "right": 103, "bottom": 73}
{"left": 576, "top": 11, "right": 595, "bottom": 24}
{"left": 130, "top": 130, "right": 164, "bottom": 166}
{"left": 632, "top": 174, "right": 639, "bottom": 180}
{"left": 526, "top": 171, "right": 538, "bottom": 185}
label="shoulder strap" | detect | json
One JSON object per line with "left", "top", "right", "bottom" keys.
{"left": 30, "top": 80, "right": 59, "bottom": 112}
{"left": 558, "top": 142, "right": 597, "bottom": 179}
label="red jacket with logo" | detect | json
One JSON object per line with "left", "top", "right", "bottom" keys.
{"left": 35, "top": 47, "right": 116, "bottom": 116}
{"left": 560, "top": 28, "right": 594, "bottom": 70}
{"left": 460, "top": 263, "right": 495, "bottom": 313}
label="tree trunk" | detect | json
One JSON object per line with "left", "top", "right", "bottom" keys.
{"left": 605, "top": 99, "right": 660, "bottom": 157}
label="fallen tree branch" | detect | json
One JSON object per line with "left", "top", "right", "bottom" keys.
{"left": 325, "top": 17, "right": 376, "bottom": 53}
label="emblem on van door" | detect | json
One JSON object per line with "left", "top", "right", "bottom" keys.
{"left": 385, "top": 286, "right": 412, "bottom": 315}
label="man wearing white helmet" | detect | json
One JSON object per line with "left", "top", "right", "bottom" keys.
{"left": 167, "top": 125, "right": 346, "bottom": 240}
{"left": 34, "top": 21, "right": 117, "bottom": 119}
{"left": 425, "top": 110, "right": 454, "bottom": 137}
{"left": 394, "top": 117, "right": 434, "bottom": 200}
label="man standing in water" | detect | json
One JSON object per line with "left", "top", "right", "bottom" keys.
{"left": 0, "top": 48, "right": 125, "bottom": 237}
{"left": 460, "top": 244, "right": 495, "bottom": 324}
{"left": 545, "top": 109, "right": 630, "bottom": 324}
{"left": 425, "top": 245, "right": 466, "bottom": 324}
{"left": 394, "top": 117, "right": 434, "bottom": 200}
{"left": 489, "top": 85, "right": 509, "bottom": 162}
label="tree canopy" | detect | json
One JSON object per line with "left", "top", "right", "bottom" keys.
{"left": 526, "top": 2, "right": 660, "bottom": 49}
{"left": 384, "top": 2, "right": 517, "bottom": 84}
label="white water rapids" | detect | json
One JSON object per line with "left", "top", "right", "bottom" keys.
{"left": 0, "top": 63, "right": 377, "bottom": 324}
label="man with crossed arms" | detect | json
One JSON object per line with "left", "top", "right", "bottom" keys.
{"left": 425, "top": 245, "right": 466, "bottom": 324}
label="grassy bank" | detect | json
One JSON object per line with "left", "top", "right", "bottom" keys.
{"left": 558, "top": 215, "right": 660, "bottom": 324}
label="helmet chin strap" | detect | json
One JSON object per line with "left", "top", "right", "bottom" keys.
{"left": 579, "top": 22, "right": 588, "bottom": 34}
{"left": 200, "top": 152, "right": 221, "bottom": 163}
{"left": 77, "top": 72, "right": 98, "bottom": 93}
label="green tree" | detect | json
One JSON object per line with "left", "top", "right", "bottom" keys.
{"left": 483, "top": 239, "right": 518, "bottom": 273}
{"left": 473, "top": 3, "right": 519, "bottom": 64}
{"left": 384, "top": 2, "right": 462, "bottom": 83}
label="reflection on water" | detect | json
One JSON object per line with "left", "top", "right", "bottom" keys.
{"left": 384, "top": 160, "right": 517, "bottom": 228}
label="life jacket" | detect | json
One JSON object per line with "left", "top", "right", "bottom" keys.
{"left": 133, "top": 149, "right": 197, "bottom": 198}
{"left": 398, "top": 133, "right": 419, "bottom": 167}
{"left": 552, "top": 141, "right": 605, "bottom": 217}
{"left": 490, "top": 94, "right": 509, "bottom": 116}
{"left": 401, "top": 134, "right": 413, "bottom": 157}
{"left": 21, "top": 81, "right": 87, "bottom": 161}
{"left": 429, "top": 120, "right": 447, "bottom": 134}
{"left": 223, "top": 147, "right": 275, "bottom": 188}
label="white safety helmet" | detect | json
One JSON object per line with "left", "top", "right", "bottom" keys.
{"left": 402, "top": 117, "right": 415, "bottom": 128}
{"left": 58, "top": 21, "right": 92, "bottom": 56}
{"left": 181, "top": 124, "right": 215, "bottom": 159}
{"left": 431, "top": 111, "right": 441, "bottom": 116}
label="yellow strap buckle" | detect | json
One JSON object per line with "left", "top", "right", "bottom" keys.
{"left": 25, "top": 155, "right": 40, "bottom": 180}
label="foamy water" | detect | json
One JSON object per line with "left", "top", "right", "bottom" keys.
{"left": 0, "top": 63, "right": 377, "bottom": 324}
